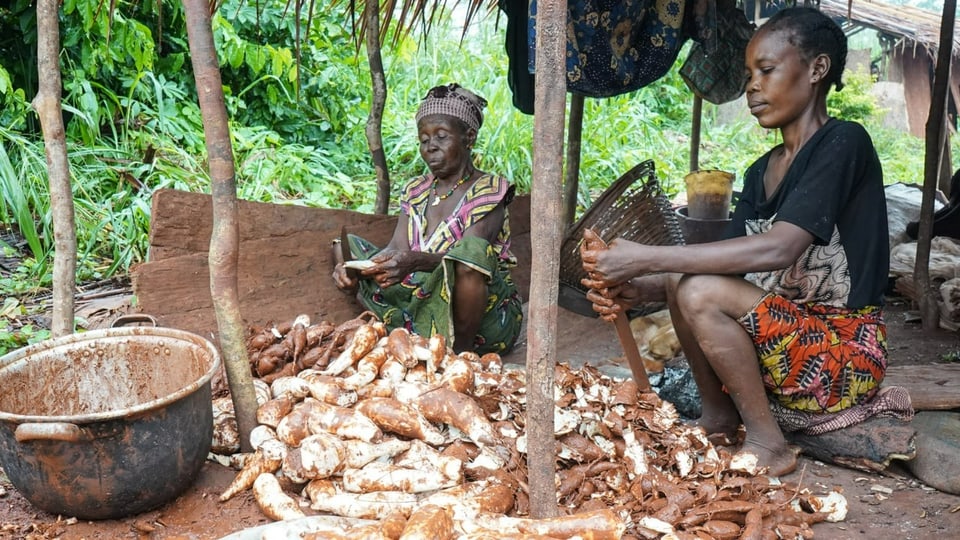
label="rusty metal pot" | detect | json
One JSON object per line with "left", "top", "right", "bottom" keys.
{"left": 0, "top": 325, "right": 221, "bottom": 520}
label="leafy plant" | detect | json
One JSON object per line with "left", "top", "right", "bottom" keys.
{"left": 828, "top": 70, "right": 882, "bottom": 123}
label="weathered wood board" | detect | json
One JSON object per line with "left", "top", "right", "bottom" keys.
{"left": 884, "top": 363, "right": 960, "bottom": 410}
{"left": 132, "top": 188, "right": 531, "bottom": 339}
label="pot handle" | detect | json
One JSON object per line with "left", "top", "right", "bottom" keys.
{"left": 15, "top": 422, "right": 88, "bottom": 443}
{"left": 111, "top": 314, "right": 158, "bottom": 328}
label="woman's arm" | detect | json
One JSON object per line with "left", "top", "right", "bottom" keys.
{"left": 460, "top": 202, "right": 505, "bottom": 244}
{"left": 582, "top": 220, "right": 814, "bottom": 288}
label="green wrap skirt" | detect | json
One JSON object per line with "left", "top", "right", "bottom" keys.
{"left": 347, "top": 234, "right": 523, "bottom": 355}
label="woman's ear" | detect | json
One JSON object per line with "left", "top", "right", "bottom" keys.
{"left": 465, "top": 127, "right": 478, "bottom": 148}
{"left": 811, "top": 53, "right": 831, "bottom": 85}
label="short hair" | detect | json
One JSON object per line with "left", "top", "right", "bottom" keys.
{"left": 762, "top": 7, "right": 848, "bottom": 92}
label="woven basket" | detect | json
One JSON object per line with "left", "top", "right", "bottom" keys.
{"left": 558, "top": 160, "right": 685, "bottom": 317}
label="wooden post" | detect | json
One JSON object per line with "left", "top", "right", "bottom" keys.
{"left": 916, "top": 0, "right": 956, "bottom": 331}
{"left": 33, "top": 0, "right": 76, "bottom": 337}
{"left": 365, "top": 0, "right": 391, "bottom": 215}
{"left": 563, "top": 93, "right": 584, "bottom": 228}
{"left": 527, "top": 0, "right": 566, "bottom": 519}
{"left": 183, "top": 0, "right": 259, "bottom": 452}
{"left": 689, "top": 95, "right": 703, "bottom": 172}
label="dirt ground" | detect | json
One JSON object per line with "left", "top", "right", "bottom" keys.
{"left": 1, "top": 296, "right": 959, "bottom": 539}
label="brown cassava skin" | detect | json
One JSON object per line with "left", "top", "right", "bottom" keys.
{"left": 218, "top": 448, "right": 282, "bottom": 502}
{"left": 515, "top": 508, "right": 625, "bottom": 540}
{"left": 252, "top": 473, "right": 306, "bottom": 521}
{"left": 256, "top": 394, "right": 296, "bottom": 428}
{"left": 386, "top": 327, "right": 417, "bottom": 368}
{"left": 696, "top": 520, "right": 741, "bottom": 540}
{"left": 377, "top": 510, "right": 409, "bottom": 539}
{"left": 306, "top": 399, "right": 383, "bottom": 442}
{"left": 415, "top": 387, "right": 496, "bottom": 445}
{"left": 398, "top": 504, "right": 455, "bottom": 540}
{"left": 355, "top": 397, "right": 444, "bottom": 445}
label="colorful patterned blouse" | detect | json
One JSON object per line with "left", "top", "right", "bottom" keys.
{"left": 400, "top": 173, "right": 517, "bottom": 266}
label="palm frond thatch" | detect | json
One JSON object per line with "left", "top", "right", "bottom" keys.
{"left": 330, "top": 0, "right": 499, "bottom": 49}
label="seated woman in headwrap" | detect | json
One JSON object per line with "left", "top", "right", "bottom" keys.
{"left": 332, "top": 83, "right": 523, "bottom": 354}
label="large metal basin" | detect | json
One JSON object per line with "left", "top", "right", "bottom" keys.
{"left": 0, "top": 326, "right": 220, "bottom": 520}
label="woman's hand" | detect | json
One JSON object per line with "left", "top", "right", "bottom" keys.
{"left": 581, "top": 280, "right": 642, "bottom": 322}
{"left": 332, "top": 263, "right": 359, "bottom": 294}
{"left": 361, "top": 249, "right": 419, "bottom": 289}
{"left": 581, "top": 238, "right": 649, "bottom": 288}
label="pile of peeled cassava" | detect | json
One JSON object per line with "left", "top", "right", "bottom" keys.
{"left": 210, "top": 312, "right": 847, "bottom": 540}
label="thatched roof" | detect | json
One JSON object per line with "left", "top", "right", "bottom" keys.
{"left": 820, "top": 0, "right": 960, "bottom": 60}
{"left": 331, "top": 0, "right": 495, "bottom": 47}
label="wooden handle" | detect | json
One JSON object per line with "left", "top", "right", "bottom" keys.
{"left": 581, "top": 228, "right": 651, "bottom": 391}
{"left": 612, "top": 314, "right": 651, "bottom": 391}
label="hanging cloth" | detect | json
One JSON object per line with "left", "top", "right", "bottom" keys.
{"left": 523, "top": 0, "right": 717, "bottom": 101}
{"left": 679, "top": 3, "right": 756, "bottom": 104}
{"left": 498, "top": 0, "right": 537, "bottom": 114}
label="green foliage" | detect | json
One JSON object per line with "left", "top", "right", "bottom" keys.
{"left": 828, "top": 70, "right": 881, "bottom": 123}
{"left": 0, "top": 319, "right": 51, "bottom": 356}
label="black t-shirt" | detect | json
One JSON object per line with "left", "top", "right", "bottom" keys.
{"left": 724, "top": 119, "right": 889, "bottom": 308}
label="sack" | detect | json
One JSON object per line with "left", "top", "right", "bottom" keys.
{"left": 680, "top": 7, "right": 755, "bottom": 105}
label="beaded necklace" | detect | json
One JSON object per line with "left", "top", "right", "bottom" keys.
{"left": 431, "top": 169, "right": 472, "bottom": 206}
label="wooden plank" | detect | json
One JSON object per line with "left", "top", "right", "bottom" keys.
{"left": 147, "top": 188, "right": 400, "bottom": 261}
{"left": 135, "top": 189, "right": 397, "bottom": 336}
{"left": 884, "top": 363, "right": 960, "bottom": 410}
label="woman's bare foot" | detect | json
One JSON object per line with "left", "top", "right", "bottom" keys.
{"left": 689, "top": 414, "right": 742, "bottom": 446}
{"left": 733, "top": 441, "right": 798, "bottom": 477}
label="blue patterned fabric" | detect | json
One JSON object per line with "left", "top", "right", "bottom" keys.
{"left": 527, "top": 0, "right": 716, "bottom": 98}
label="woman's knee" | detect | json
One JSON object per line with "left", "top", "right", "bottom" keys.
{"left": 674, "top": 274, "right": 764, "bottom": 320}
{"left": 453, "top": 260, "right": 487, "bottom": 286}
{"left": 674, "top": 274, "right": 727, "bottom": 315}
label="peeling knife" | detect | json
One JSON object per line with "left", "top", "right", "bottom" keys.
{"left": 340, "top": 226, "right": 358, "bottom": 279}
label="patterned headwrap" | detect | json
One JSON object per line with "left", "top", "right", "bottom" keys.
{"left": 415, "top": 83, "right": 487, "bottom": 132}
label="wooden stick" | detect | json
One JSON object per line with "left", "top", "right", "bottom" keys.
{"left": 580, "top": 228, "right": 651, "bottom": 391}
{"left": 613, "top": 312, "right": 652, "bottom": 391}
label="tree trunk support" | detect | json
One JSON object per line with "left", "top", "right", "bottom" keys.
{"left": 916, "top": 0, "right": 956, "bottom": 331}
{"left": 527, "top": 0, "right": 566, "bottom": 519}
{"left": 563, "top": 93, "right": 584, "bottom": 229}
{"left": 183, "top": 0, "right": 259, "bottom": 452}
{"left": 689, "top": 95, "right": 703, "bottom": 172}
{"left": 34, "top": 0, "right": 76, "bottom": 338}
{"left": 365, "top": 0, "right": 391, "bottom": 215}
